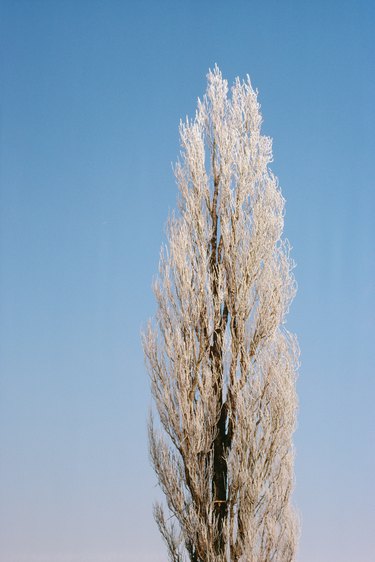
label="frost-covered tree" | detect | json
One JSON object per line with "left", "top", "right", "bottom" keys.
{"left": 143, "top": 66, "right": 299, "bottom": 562}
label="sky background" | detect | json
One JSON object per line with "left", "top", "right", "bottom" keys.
{"left": 0, "top": 1, "right": 374, "bottom": 561}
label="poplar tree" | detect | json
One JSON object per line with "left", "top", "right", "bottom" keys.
{"left": 143, "top": 66, "right": 299, "bottom": 562}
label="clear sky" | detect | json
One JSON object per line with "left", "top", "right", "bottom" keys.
{"left": 0, "top": 1, "right": 374, "bottom": 561}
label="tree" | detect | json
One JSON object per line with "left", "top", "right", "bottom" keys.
{"left": 143, "top": 66, "right": 299, "bottom": 562}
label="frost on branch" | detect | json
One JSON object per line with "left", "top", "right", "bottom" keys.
{"left": 143, "top": 66, "right": 299, "bottom": 562}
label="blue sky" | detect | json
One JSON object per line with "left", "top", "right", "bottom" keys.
{"left": 0, "top": 1, "right": 374, "bottom": 561}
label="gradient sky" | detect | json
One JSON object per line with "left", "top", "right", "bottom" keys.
{"left": 1, "top": 1, "right": 374, "bottom": 561}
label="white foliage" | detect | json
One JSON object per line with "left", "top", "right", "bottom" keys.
{"left": 143, "top": 66, "right": 299, "bottom": 562}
